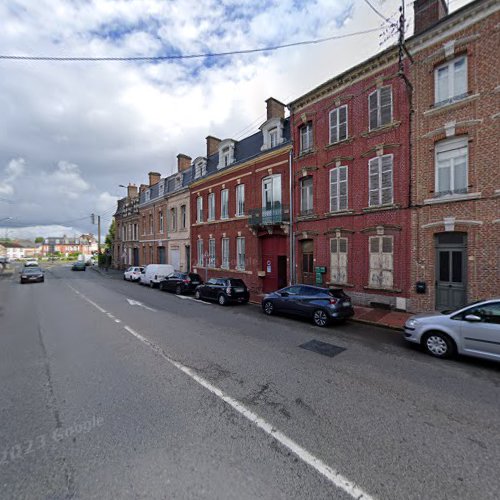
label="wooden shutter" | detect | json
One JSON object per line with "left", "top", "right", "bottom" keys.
{"left": 369, "top": 237, "right": 381, "bottom": 287}
{"left": 330, "top": 238, "right": 338, "bottom": 282}
{"left": 339, "top": 166, "right": 348, "bottom": 210}
{"left": 330, "top": 168, "right": 338, "bottom": 211}
{"left": 381, "top": 155, "right": 393, "bottom": 205}
{"left": 369, "top": 91, "right": 378, "bottom": 130}
{"left": 380, "top": 87, "right": 392, "bottom": 126}
{"left": 381, "top": 236, "right": 394, "bottom": 288}
{"left": 330, "top": 109, "right": 338, "bottom": 143}
{"left": 339, "top": 105, "right": 347, "bottom": 141}
{"left": 369, "top": 158, "right": 380, "bottom": 206}
{"left": 338, "top": 238, "right": 347, "bottom": 283}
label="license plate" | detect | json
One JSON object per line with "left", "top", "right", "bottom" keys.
{"left": 192, "top": 281, "right": 199, "bottom": 285}
{"left": 29, "top": 277, "right": 38, "bottom": 280}
{"left": 235, "top": 287, "right": 244, "bottom": 292}
{"left": 343, "top": 301, "right": 351, "bottom": 307}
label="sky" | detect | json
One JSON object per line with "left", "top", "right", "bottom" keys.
{"left": 0, "top": 0, "right": 473, "bottom": 240}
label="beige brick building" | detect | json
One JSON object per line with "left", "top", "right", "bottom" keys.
{"left": 408, "top": 0, "right": 499, "bottom": 311}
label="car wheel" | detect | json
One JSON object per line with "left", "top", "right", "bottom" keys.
{"left": 123, "top": 276, "right": 127, "bottom": 280}
{"left": 313, "top": 309, "right": 329, "bottom": 327}
{"left": 194, "top": 290, "right": 201, "bottom": 300}
{"left": 175, "top": 285, "right": 182, "bottom": 295}
{"left": 422, "top": 331, "right": 456, "bottom": 359}
{"left": 150, "top": 281, "right": 155, "bottom": 288}
{"left": 218, "top": 294, "right": 227, "bottom": 306}
{"left": 263, "top": 300, "right": 274, "bottom": 315}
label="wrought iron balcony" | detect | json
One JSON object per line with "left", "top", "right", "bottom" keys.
{"left": 248, "top": 204, "right": 289, "bottom": 226}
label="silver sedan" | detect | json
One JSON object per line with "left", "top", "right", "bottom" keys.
{"left": 404, "top": 298, "right": 500, "bottom": 362}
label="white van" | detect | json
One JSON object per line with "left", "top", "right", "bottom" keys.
{"left": 140, "top": 264, "right": 175, "bottom": 288}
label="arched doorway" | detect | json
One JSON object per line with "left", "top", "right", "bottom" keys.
{"left": 435, "top": 232, "right": 467, "bottom": 310}
{"left": 300, "top": 239, "right": 314, "bottom": 284}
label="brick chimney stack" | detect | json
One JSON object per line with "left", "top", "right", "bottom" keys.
{"left": 266, "top": 97, "right": 285, "bottom": 120}
{"left": 177, "top": 154, "right": 192, "bottom": 172}
{"left": 139, "top": 183, "right": 148, "bottom": 192}
{"left": 148, "top": 171, "right": 161, "bottom": 186}
{"left": 127, "top": 183, "right": 138, "bottom": 199}
{"left": 413, "top": 0, "right": 448, "bottom": 35}
{"left": 206, "top": 136, "right": 221, "bottom": 157}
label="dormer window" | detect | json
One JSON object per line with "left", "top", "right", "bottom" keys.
{"left": 145, "top": 190, "right": 151, "bottom": 202}
{"left": 217, "top": 139, "right": 235, "bottom": 169}
{"left": 175, "top": 175, "right": 181, "bottom": 189}
{"left": 194, "top": 157, "right": 207, "bottom": 179}
{"left": 260, "top": 117, "right": 284, "bottom": 151}
{"left": 158, "top": 180, "right": 165, "bottom": 196}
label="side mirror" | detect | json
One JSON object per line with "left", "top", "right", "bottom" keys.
{"left": 464, "top": 314, "right": 482, "bottom": 322}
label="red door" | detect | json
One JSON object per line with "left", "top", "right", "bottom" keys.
{"left": 261, "top": 236, "right": 287, "bottom": 293}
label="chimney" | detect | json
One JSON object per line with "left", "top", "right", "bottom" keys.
{"left": 148, "top": 171, "right": 161, "bottom": 186}
{"left": 177, "top": 154, "right": 192, "bottom": 172}
{"left": 206, "top": 136, "right": 221, "bottom": 157}
{"left": 139, "top": 183, "right": 148, "bottom": 192}
{"left": 266, "top": 97, "right": 285, "bottom": 120}
{"left": 127, "top": 183, "right": 138, "bottom": 199}
{"left": 413, "top": 0, "right": 448, "bottom": 35}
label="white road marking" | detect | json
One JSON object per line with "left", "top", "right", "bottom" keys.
{"left": 176, "top": 295, "right": 211, "bottom": 305}
{"left": 126, "top": 298, "right": 157, "bottom": 312}
{"left": 67, "top": 284, "right": 374, "bottom": 500}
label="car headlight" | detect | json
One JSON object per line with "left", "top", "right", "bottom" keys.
{"left": 406, "top": 319, "right": 419, "bottom": 328}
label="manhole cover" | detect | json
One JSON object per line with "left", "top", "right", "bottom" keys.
{"left": 299, "top": 339, "right": 346, "bottom": 358}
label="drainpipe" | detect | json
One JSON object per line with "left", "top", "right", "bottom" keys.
{"left": 288, "top": 146, "right": 295, "bottom": 285}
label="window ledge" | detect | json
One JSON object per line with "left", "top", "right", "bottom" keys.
{"left": 364, "top": 286, "right": 402, "bottom": 293}
{"left": 423, "top": 192, "right": 481, "bottom": 205}
{"left": 295, "top": 149, "right": 316, "bottom": 159}
{"left": 361, "top": 121, "right": 400, "bottom": 138}
{"left": 324, "top": 209, "right": 355, "bottom": 217}
{"left": 326, "top": 282, "right": 354, "bottom": 288}
{"left": 362, "top": 204, "right": 399, "bottom": 213}
{"left": 297, "top": 213, "right": 318, "bottom": 221}
{"left": 424, "top": 93, "right": 480, "bottom": 117}
{"left": 324, "top": 137, "right": 353, "bottom": 150}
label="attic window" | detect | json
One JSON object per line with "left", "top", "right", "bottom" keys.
{"left": 145, "top": 190, "right": 151, "bottom": 202}
{"left": 260, "top": 117, "right": 284, "bottom": 151}
{"left": 217, "top": 140, "right": 235, "bottom": 169}
{"left": 195, "top": 160, "right": 206, "bottom": 179}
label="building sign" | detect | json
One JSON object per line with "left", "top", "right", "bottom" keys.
{"left": 266, "top": 259, "right": 272, "bottom": 273}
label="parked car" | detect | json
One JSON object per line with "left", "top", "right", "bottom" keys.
{"left": 139, "top": 264, "right": 175, "bottom": 288}
{"left": 404, "top": 298, "right": 500, "bottom": 362}
{"left": 71, "top": 261, "right": 86, "bottom": 271}
{"left": 123, "top": 266, "right": 144, "bottom": 282}
{"left": 194, "top": 278, "right": 249, "bottom": 305}
{"left": 20, "top": 267, "right": 44, "bottom": 284}
{"left": 262, "top": 285, "right": 354, "bottom": 327}
{"left": 159, "top": 272, "right": 203, "bottom": 295}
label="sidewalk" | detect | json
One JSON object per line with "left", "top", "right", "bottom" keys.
{"left": 90, "top": 265, "right": 123, "bottom": 279}
{"left": 352, "top": 305, "right": 412, "bottom": 331}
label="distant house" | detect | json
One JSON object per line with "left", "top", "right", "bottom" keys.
{"left": 40, "top": 235, "right": 97, "bottom": 257}
{"left": 2, "top": 242, "right": 30, "bottom": 260}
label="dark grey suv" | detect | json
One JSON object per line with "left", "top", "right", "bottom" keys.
{"left": 262, "top": 285, "right": 354, "bottom": 327}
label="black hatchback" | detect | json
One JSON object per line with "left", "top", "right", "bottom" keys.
{"left": 262, "top": 285, "right": 354, "bottom": 327}
{"left": 194, "top": 278, "right": 250, "bottom": 306}
{"left": 159, "top": 272, "right": 203, "bottom": 295}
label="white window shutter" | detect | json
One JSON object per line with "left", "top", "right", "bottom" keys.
{"left": 330, "top": 168, "right": 338, "bottom": 211}
{"left": 339, "top": 166, "right": 348, "bottom": 210}
{"left": 369, "top": 92, "right": 378, "bottom": 130}
{"left": 380, "top": 87, "right": 392, "bottom": 126}
{"left": 330, "top": 110, "right": 338, "bottom": 143}
{"left": 339, "top": 106, "right": 347, "bottom": 141}
{"left": 369, "top": 158, "right": 380, "bottom": 206}
{"left": 381, "top": 155, "right": 393, "bottom": 205}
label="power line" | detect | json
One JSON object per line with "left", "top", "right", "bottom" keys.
{"left": 0, "top": 27, "right": 382, "bottom": 62}
{"left": 362, "top": 0, "right": 395, "bottom": 25}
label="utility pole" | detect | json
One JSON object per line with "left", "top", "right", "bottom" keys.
{"left": 91, "top": 213, "right": 102, "bottom": 255}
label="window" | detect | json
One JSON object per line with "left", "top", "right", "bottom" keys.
{"left": 236, "top": 184, "right": 245, "bottom": 216}
{"left": 208, "top": 193, "right": 215, "bottom": 221}
{"left": 221, "top": 238, "right": 229, "bottom": 269}
{"left": 170, "top": 207, "right": 177, "bottom": 231}
{"left": 329, "top": 105, "right": 348, "bottom": 144}
{"left": 159, "top": 181, "right": 165, "bottom": 196}
{"left": 159, "top": 211, "right": 164, "bottom": 233}
{"left": 299, "top": 123, "right": 313, "bottom": 153}
{"left": 142, "top": 216, "right": 146, "bottom": 235}
{"left": 236, "top": 237, "right": 245, "bottom": 270}
{"left": 194, "top": 160, "right": 206, "bottom": 179}
{"left": 369, "top": 236, "right": 393, "bottom": 288}
{"left": 330, "top": 238, "right": 348, "bottom": 284}
{"left": 329, "top": 166, "right": 348, "bottom": 211}
{"left": 462, "top": 302, "right": 500, "bottom": 324}
{"left": 300, "top": 176, "right": 313, "bottom": 215}
{"left": 435, "top": 137, "right": 468, "bottom": 197}
{"left": 435, "top": 56, "right": 467, "bottom": 106}
{"left": 145, "top": 190, "right": 151, "bottom": 202}
{"left": 197, "top": 239, "right": 204, "bottom": 267}
{"left": 208, "top": 239, "right": 216, "bottom": 268}
{"left": 369, "top": 154, "right": 393, "bottom": 206}
{"left": 180, "top": 205, "right": 186, "bottom": 229}
{"left": 149, "top": 214, "right": 153, "bottom": 234}
{"left": 269, "top": 128, "right": 278, "bottom": 148}
{"left": 196, "top": 196, "right": 203, "bottom": 223}
{"left": 262, "top": 175, "right": 281, "bottom": 209}
{"left": 221, "top": 189, "right": 229, "bottom": 219}
{"left": 369, "top": 86, "right": 392, "bottom": 130}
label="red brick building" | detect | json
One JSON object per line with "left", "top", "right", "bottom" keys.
{"left": 113, "top": 184, "right": 140, "bottom": 268}
{"left": 190, "top": 98, "right": 292, "bottom": 298}
{"left": 407, "top": 0, "right": 500, "bottom": 311}
{"left": 288, "top": 48, "right": 413, "bottom": 310}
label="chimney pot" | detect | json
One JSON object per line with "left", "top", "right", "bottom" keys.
{"left": 177, "top": 154, "right": 192, "bottom": 172}
{"left": 127, "top": 184, "right": 138, "bottom": 198}
{"left": 266, "top": 97, "right": 285, "bottom": 121}
{"left": 413, "top": 0, "right": 448, "bottom": 35}
{"left": 148, "top": 171, "right": 161, "bottom": 186}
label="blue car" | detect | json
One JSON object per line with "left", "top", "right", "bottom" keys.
{"left": 262, "top": 285, "right": 354, "bottom": 327}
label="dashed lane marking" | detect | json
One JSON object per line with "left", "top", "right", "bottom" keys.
{"left": 66, "top": 283, "right": 375, "bottom": 500}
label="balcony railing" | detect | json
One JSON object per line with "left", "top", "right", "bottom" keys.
{"left": 248, "top": 204, "right": 289, "bottom": 226}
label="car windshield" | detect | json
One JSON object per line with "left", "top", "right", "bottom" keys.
{"left": 24, "top": 268, "right": 42, "bottom": 274}
{"left": 442, "top": 300, "right": 483, "bottom": 315}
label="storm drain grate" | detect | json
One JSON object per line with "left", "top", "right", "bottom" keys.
{"left": 299, "top": 339, "right": 346, "bottom": 358}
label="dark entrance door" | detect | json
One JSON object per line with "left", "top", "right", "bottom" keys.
{"left": 301, "top": 239, "right": 314, "bottom": 285}
{"left": 158, "top": 246, "right": 166, "bottom": 264}
{"left": 133, "top": 248, "right": 139, "bottom": 266}
{"left": 435, "top": 232, "right": 467, "bottom": 310}
{"left": 277, "top": 256, "right": 287, "bottom": 289}
{"left": 186, "top": 245, "right": 190, "bottom": 272}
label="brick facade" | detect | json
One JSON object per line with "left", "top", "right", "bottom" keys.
{"left": 288, "top": 48, "right": 413, "bottom": 310}
{"left": 407, "top": 0, "right": 500, "bottom": 311}
{"left": 113, "top": 184, "right": 140, "bottom": 269}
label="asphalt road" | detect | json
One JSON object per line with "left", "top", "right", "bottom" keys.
{"left": 1, "top": 263, "right": 499, "bottom": 499}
